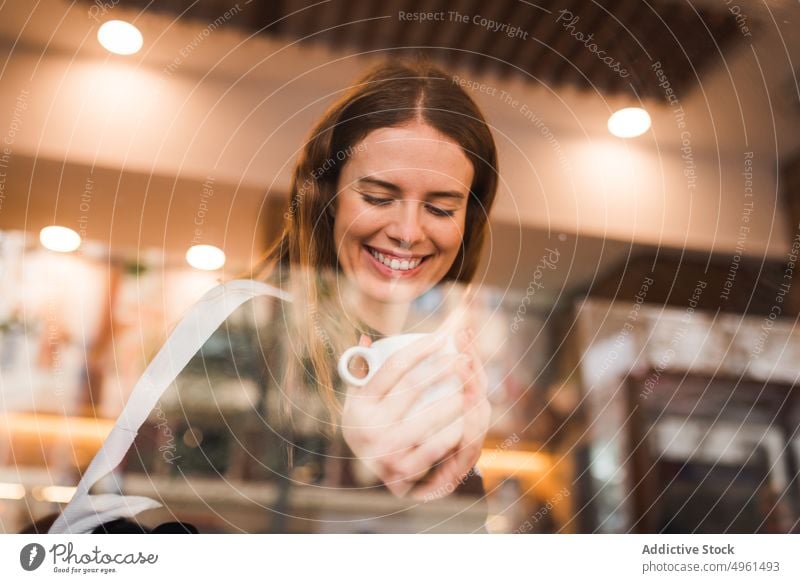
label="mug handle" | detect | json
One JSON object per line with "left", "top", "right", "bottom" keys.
{"left": 338, "top": 346, "right": 377, "bottom": 387}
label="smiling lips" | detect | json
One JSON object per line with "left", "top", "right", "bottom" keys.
{"left": 365, "top": 245, "right": 429, "bottom": 272}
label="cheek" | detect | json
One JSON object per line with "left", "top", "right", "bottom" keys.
{"left": 334, "top": 200, "right": 363, "bottom": 243}
{"left": 436, "top": 215, "right": 467, "bottom": 256}
{"left": 340, "top": 213, "right": 375, "bottom": 244}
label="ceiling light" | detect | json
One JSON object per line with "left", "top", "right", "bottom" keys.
{"left": 186, "top": 245, "right": 226, "bottom": 271}
{"left": 39, "top": 226, "right": 81, "bottom": 252}
{"left": 0, "top": 482, "right": 25, "bottom": 500}
{"left": 97, "top": 20, "right": 143, "bottom": 55}
{"left": 31, "top": 485, "right": 75, "bottom": 504}
{"left": 608, "top": 107, "right": 651, "bottom": 138}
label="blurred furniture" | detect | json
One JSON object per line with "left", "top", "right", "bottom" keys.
{"left": 625, "top": 371, "right": 800, "bottom": 533}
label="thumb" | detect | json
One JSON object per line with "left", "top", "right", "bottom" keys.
{"left": 358, "top": 334, "right": 372, "bottom": 347}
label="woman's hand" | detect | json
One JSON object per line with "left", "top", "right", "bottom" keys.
{"left": 341, "top": 329, "right": 490, "bottom": 499}
{"left": 408, "top": 328, "right": 490, "bottom": 501}
{"left": 341, "top": 331, "right": 475, "bottom": 498}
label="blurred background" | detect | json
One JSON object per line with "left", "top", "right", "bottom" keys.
{"left": 1, "top": 0, "right": 800, "bottom": 533}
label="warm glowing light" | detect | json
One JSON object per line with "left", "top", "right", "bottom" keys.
{"left": 607, "top": 107, "right": 651, "bottom": 138}
{"left": 97, "top": 20, "right": 143, "bottom": 55}
{"left": 0, "top": 482, "right": 25, "bottom": 500}
{"left": 477, "top": 450, "right": 549, "bottom": 475}
{"left": 186, "top": 245, "right": 226, "bottom": 271}
{"left": 39, "top": 226, "right": 81, "bottom": 252}
{"left": 1, "top": 412, "right": 114, "bottom": 442}
{"left": 486, "top": 514, "right": 511, "bottom": 533}
{"left": 31, "top": 486, "right": 75, "bottom": 504}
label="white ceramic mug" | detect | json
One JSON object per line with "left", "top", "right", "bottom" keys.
{"left": 337, "top": 332, "right": 463, "bottom": 416}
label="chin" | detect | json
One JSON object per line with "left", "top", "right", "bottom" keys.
{"left": 358, "top": 276, "right": 428, "bottom": 305}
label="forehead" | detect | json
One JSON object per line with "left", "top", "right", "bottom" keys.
{"left": 346, "top": 123, "right": 474, "bottom": 190}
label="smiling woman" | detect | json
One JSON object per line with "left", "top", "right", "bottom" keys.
{"left": 333, "top": 122, "right": 473, "bottom": 309}
{"left": 32, "top": 58, "right": 500, "bottom": 536}
{"left": 246, "top": 59, "right": 499, "bottom": 509}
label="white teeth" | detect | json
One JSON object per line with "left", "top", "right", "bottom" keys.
{"left": 368, "top": 247, "right": 423, "bottom": 271}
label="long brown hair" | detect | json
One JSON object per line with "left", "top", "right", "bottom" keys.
{"left": 253, "top": 59, "right": 499, "bottom": 432}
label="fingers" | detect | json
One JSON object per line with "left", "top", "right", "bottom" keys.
{"left": 394, "top": 389, "right": 464, "bottom": 447}
{"left": 409, "top": 464, "right": 459, "bottom": 501}
{"left": 343, "top": 365, "right": 465, "bottom": 458}
{"left": 341, "top": 326, "right": 491, "bottom": 501}
{"left": 456, "top": 328, "right": 488, "bottom": 407}
{"left": 438, "top": 297, "right": 471, "bottom": 338}
{"left": 364, "top": 332, "right": 457, "bottom": 399}
{"left": 395, "top": 417, "right": 464, "bottom": 482}
{"left": 353, "top": 417, "right": 462, "bottom": 497}
{"left": 458, "top": 358, "right": 491, "bottom": 446}
{"left": 383, "top": 352, "right": 470, "bottom": 417}
{"left": 344, "top": 352, "right": 467, "bottom": 435}
{"left": 408, "top": 436, "right": 483, "bottom": 502}
{"left": 382, "top": 474, "right": 415, "bottom": 498}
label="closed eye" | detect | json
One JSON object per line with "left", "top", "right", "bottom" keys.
{"left": 360, "top": 193, "right": 393, "bottom": 206}
{"left": 425, "top": 204, "right": 455, "bottom": 217}
{"left": 360, "top": 192, "right": 456, "bottom": 217}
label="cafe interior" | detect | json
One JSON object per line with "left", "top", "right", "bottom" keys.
{"left": 1, "top": 0, "right": 799, "bottom": 533}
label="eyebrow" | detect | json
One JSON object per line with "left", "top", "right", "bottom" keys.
{"left": 356, "top": 176, "right": 466, "bottom": 200}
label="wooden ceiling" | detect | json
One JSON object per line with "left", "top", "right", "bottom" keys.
{"left": 111, "top": 0, "right": 745, "bottom": 102}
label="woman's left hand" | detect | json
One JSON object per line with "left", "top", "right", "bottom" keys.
{"left": 409, "top": 327, "right": 491, "bottom": 501}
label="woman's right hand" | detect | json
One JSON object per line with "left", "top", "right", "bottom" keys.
{"left": 341, "top": 332, "right": 471, "bottom": 498}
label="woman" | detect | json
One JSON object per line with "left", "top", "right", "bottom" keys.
{"left": 256, "top": 58, "right": 499, "bottom": 504}
{"left": 40, "top": 58, "right": 500, "bottom": 534}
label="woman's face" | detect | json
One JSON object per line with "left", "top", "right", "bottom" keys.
{"left": 333, "top": 121, "right": 474, "bottom": 305}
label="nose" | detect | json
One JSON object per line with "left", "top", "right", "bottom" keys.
{"left": 385, "top": 199, "right": 426, "bottom": 248}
